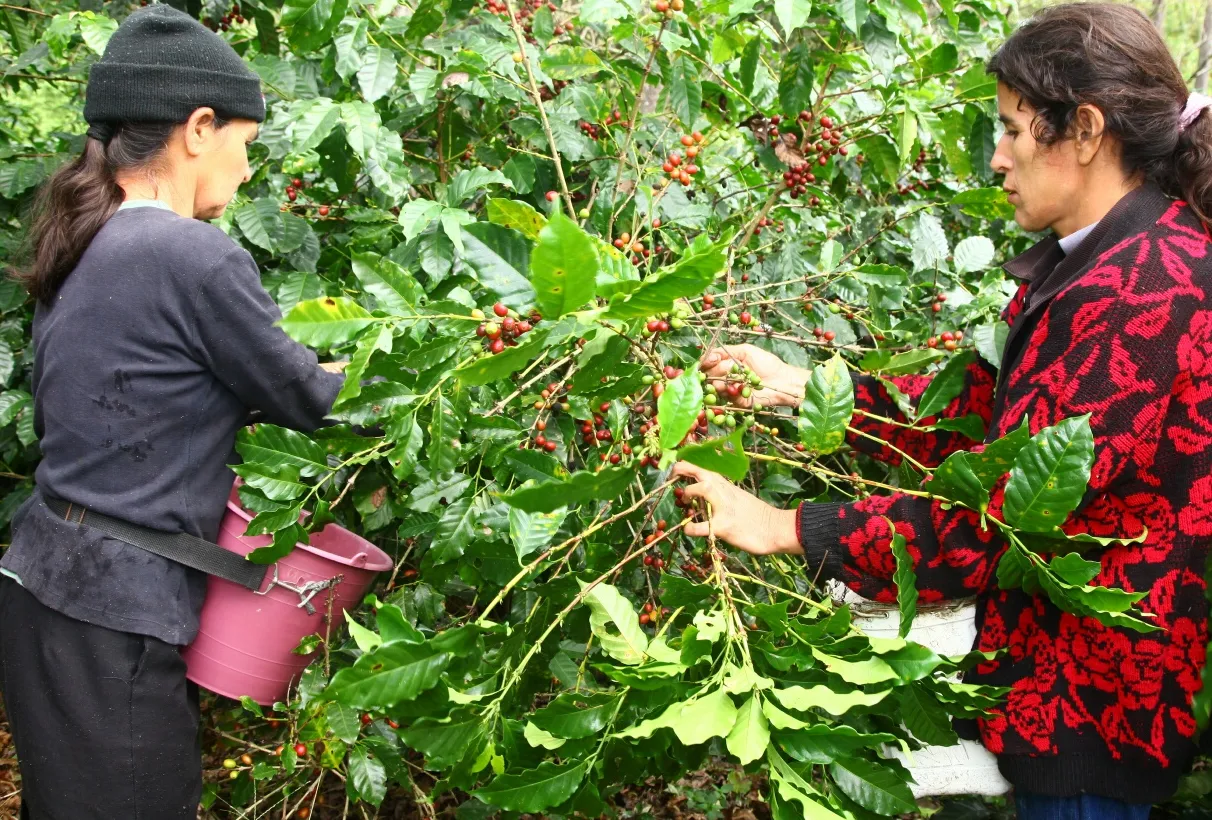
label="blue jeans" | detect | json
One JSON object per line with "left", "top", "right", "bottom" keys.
{"left": 1014, "top": 792, "right": 1152, "bottom": 820}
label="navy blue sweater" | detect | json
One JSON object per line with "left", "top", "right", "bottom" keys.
{"left": 1, "top": 205, "right": 342, "bottom": 644}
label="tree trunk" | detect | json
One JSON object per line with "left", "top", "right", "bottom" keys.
{"left": 1197, "top": 0, "right": 1212, "bottom": 94}
{"left": 1153, "top": 0, "right": 1167, "bottom": 31}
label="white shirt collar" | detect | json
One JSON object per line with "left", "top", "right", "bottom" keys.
{"left": 1058, "top": 222, "right": 1097, "bottom": 255}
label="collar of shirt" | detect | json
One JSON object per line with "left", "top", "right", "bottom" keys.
{"left": 117, "top": 199, "right": 174, "bottom": 212}
{"left": 1058, "top": 221, "right": 1098, "bottom": 255}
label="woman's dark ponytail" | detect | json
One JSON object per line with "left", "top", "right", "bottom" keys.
{"left": 22, "top": 122, "right": 179, "bottom": 304}
{"left": 1172, "top": 109, "right": 1212, "bottom": 228}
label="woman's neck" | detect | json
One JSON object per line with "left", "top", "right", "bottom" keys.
{"left": 114, "top": 173, "right": 195, "bottom": 219}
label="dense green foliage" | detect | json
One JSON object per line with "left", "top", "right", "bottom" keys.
{"left": 0, "top": 0, "right": 1185, "bottom": 816}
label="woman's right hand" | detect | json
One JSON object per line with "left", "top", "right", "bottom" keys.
{"left": 698, "top": 344, "right": 808, "bottom": 408}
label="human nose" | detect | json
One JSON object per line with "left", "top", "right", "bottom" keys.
{"left": 990, "top": 133, "right": 1012, "bottom": 176}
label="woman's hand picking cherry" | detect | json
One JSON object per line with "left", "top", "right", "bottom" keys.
{"left": 671, "top": 461, "right": 803, "bottom": 556}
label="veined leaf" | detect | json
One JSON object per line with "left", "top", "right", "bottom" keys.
{"left": 279, "top": 297, "right": 376, "bottom": 349}
{"left": 798, "top": 354, "right": 854, "bottom": 454}
{"left": 929, "top": 450, "right": 989, "bottom": 511}
{"left": 530, "top": 213, "right": 598, "bottom": 318}
{"left": 453, "top": 327, "right": 551, "bottom": 386}
{"left": 603, "top": 240, "right": 725, "bottom": 319}
{"left": 778, "top": 723, "right": 899, "bottom": 764}
{"left": 460, "top": 222, "right": 537, "bottom": 308}
{"left": 486, "top": 197, "right": 547, "bottom": 240}
{"left": 474, "top": 760, "right": 588, "bottom": 813}
{"left": 726, "top": 694, "right": 770, "bottom": 765}
{"left": 504, "top": 466, "right": 633, "bottom": 513}
{"left": 658, "top": 371, "right": 704, "bottom": 451}
{"left": 773, "top": 685, "right": 891, "bottom": 716}
{"left": 678, "top": 428, "right": 748, "bottom": 481}
{"left": 326, "top": 642, "right": 450, "bottom": 708}
{"left": 579, "top": 580, "right": 649, "bottom": 665}
{"left": 351, "top": 252, "right": 423, "bottom": 316}
{"left": 540, "top": 45, "right": 606, "bottom": 79}
{"left": 811, "top": 649, "right": 898, "bottom": 685}
{"left": 530, "top": 691, "right": 623, "bottom": 739}
{"left": 1003, "top": 414, "right": 1094, "bottom": 532}
{"left": 236, "top": 424, "right": 329, "bottom": 478}
{"left": 915, "top": 350, "right": 976, "bottom": 420}
{"left": 887, "top": 520, "right": 918, "bottom": 639}
{"left": 509, "top": 506, "right": 567, "bottom": 560}
{"left": 282, "top": 0, "right": 349, "bottom": 51}
{"left": 829, "top": 756, "right": 917, "bottom": 815}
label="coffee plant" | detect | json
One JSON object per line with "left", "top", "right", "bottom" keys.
{"left": 0, "top": 0, "right": 1176, "bottom": 816}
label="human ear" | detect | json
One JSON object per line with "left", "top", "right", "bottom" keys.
{"left": 1073, "top": 103, "right": 1107, "bottom": 166}
{"left": 182, "top": 107, "right": 219, "bottom": 158}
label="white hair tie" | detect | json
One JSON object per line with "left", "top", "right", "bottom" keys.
{"left": 1180, "top": 92, "right": 1212, "bottom": 133}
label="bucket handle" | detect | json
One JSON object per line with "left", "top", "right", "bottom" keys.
{"left": 255, "top": 564, "right": 345, "bottom": 615}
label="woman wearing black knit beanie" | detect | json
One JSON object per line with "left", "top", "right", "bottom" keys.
{"left": 0, "top": 6, "right": 345, "bottom": 818}
{"left": 674, "top": 4, "right": 1212, "bottom": 819}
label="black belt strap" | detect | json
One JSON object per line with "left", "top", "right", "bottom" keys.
{"left": 44, "top": 495, "right": 268, "bottom": 591}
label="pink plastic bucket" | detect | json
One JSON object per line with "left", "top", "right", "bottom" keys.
{"left": 182, "top": 485, "right": 392, "bottom": 705}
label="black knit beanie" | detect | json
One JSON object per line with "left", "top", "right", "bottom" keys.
{"left": 83, "top": 4, "right": 265, "bottom": 143}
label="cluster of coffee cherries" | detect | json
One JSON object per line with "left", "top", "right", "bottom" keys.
{"left": 651, "top": 0, "right": 684, "bottom": 13}
{"left": 532, "top": 380, "right": 571, "bottom": 413}
{"left": 642, "top": 522, "right": 670, "bottom": 571}
{"left": 724, "top": 308, "right": 759, "bottom": 328}
{"left": 659, "top": 132, "right": 707, "bottom": 188}
{"left": 895, "top": 149, "right": 934, "bottom": 195}
{"left": 529, "top": 418, "right": 559, "bottom": 453}
{"left": 926, "top": 329, "right": 964, "bottom": 351}
{"left": 538, "top": 79, "right": 570, "bottom": 102}
{"left": 930, "top": 291, "right": 947, "bottom": 313}
{"left": 638, "top": 600, "right": 671, "bottom": 625}
{"left": 489, "top": 0, "right": 557, "bottom": 21}
{"left": 472, "top": 302, "right": 539, "bottom": 355}
{"left": 792, "top": 113, "right": 848, "bottom": 160}
{"left": 810, "top": 326, "right": 838, "bottom": 344}
{"left": 783, "top": 166, "right": 820, "bottom": 204}
{"left": 641, "top": 302, "right": 690, "bottom": 336}
{"left": 752, "top": 216, "right": 784, "bottom": 236}
{"left": 612, "top": 230, "right": 652, "bottom": 262}
{"left": 200, "top": 3, "right": 245, "bottom": 31}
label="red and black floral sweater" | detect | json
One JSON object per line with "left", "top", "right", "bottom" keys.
{"left": 797, "top": 184, "right": 1212, "bottom": 803}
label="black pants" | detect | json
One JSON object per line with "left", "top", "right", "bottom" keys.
{"left": 0, "top": 577, "right": 202, "bottom": 819}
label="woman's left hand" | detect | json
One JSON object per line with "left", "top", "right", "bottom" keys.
{"left": 671, "top": 461, "right": 803, "bottom": 557}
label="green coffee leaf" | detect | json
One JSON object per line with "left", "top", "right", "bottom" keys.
{"left": 503, "top": 466, "right": 632, "bottom": 512}
{"left": 508, "top": 506, "right": 567, "bottom": 561}
{"left": 603, "top": 240, "right": 725, "bottom": 319}
{"left": 677, "top": 428, "right": 748, "bottom": 481}
{"left": 486, "top": 197, "right": 547, "bottom": 240}
{"left": 326, "top": 643, "right": 450, "bottom": 708}
{"left": 726, "top": 694, "right": 770, "bottom": 765}
{"left": 829, "top": 756, "right": 917, "bottom": 815}
{"left": 1003, "top": 414, "right": 1094, "bottom": 532}
{"left": 279, "top": 297, "right": 376, "bottom": 349}
{"left": 798, "top": 354, "right": 854, "bottom": 454}
{"left": 474, "top": 760, "right": 588, "bottom": 813}
{"left": 579, "top": 580, "right": 649, "bottom": 665}
{"left": 658, "top": 371, "right": 704, "bottom": 451}
{"left": 773, "top": 685, "right": 891, "bottom": 716}
{"left": 530, "top": 213, "right": 598, "bottom": 318}
{"left": 887, "top": 521, "right": 917, "bottom": 639}
{"left": 915, "top": 350, "right": 975, "bottom": 419}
